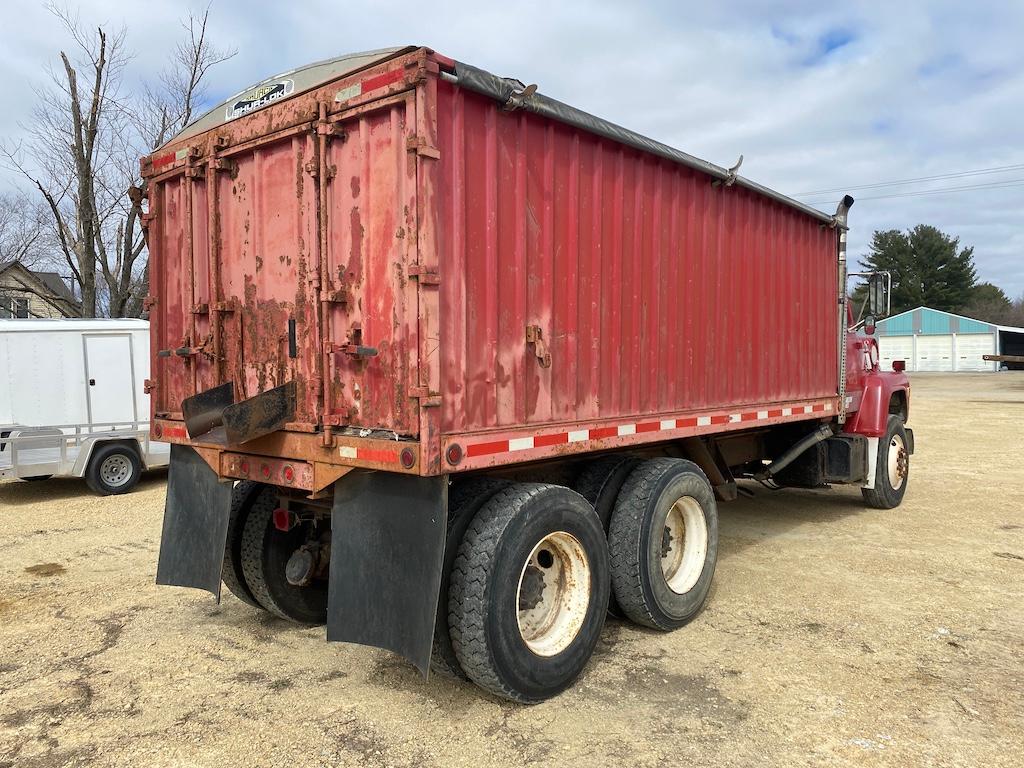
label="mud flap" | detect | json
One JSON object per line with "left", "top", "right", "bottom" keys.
{"left": 155, "top": 444, "right": 233, "bottom": 599}
{"left": 328, "top": 471, "right": 447, "bottom": 676}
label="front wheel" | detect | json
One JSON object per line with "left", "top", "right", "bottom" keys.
{"left": 862, "top": 415, "right": 909, "bottom": 509}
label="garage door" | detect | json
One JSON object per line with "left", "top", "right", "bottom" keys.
{"left": 916, "top": 335, "right": 953, "bottom": 371}
{"left": 956, "top": 334, "right": 995, "bottom": 371}
{"left": 879, "top": 336, "right": 914, "bottom": 371}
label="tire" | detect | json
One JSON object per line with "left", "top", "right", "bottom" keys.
{"left": 608, "top": 458, "right": 718, "bottom": 631}
{"left": 573, "top": 454, "right": 642, "bottom": 617}
{"left": 221, "top": 481, "right": 264, "bottom": 609}
{"left": 85, "top": 443, "right": 142, "bottom": 495}
{"left": 240, "top": 487, "right": 328, "bottom": 624}
{"left": 449, "top": 483, "right": 610, "bottom": 703}
{"left": 24, "top": 475, "right": 53, "bottom": 482}
{"left": 862, "top": 415, "right": 910, "bottom": 509}
{"left": 431, "top": 476, "right": 510, "bottom": 679}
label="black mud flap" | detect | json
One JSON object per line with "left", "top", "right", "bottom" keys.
{"left": 155, "top": 444, "right": 233, "bottom": 599}
{"left": 329, "top": 471, "right": 447, "bottom": 676}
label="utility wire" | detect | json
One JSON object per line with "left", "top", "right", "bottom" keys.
{"left": 804, "top": 178, "right": 1024, "bottom": 206}
{"left": 793, "top": 163, "right": 1024, "bottom": 196}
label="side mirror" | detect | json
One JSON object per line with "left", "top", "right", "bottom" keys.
{"left": 867, "top": 273, "right": 889, "bottom": 318}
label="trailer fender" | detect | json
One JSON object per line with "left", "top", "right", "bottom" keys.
{"left": 328, "top": 471, "right": 447, "bottom": 676}
{"left": 843, "top": 371, "right": 910, "bottom": 438}
{"left": 155, "top": 444, "right": 233, "bottom": 598}
{"left": 73, "top": 436, "right": 143, "bottom": 476}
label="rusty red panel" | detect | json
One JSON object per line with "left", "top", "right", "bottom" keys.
{"left": 149, "top": 174, "right": 191, "bottom": 416}
{"left": 324, "top": 95, "right": 417, "bottom": 434}
{"left": 435, "top": 81, "right": 839, "bottom": 438}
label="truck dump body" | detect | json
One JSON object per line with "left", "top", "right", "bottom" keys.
{"left": 146, "top": 46, "right": 914, "bottom": 702}
{"left": 144, "top": 46, "right": 841, "bottom": 483}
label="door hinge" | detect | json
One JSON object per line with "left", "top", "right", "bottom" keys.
{"left": 142, "top": 295, "right": 157, "bottom": 311}
{"left": 410, "top": 386, "right": 441, "bottom": 407}
{"left": 406, "top": 136, "right": 440, "bottom": 159}
{"left": 407, "top": 264, "right": 440, "bottom": 285}
{"left": 144, "top": 379, "right": 156, "bottom": 394}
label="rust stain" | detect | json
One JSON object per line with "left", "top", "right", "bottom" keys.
{"left": 348, "top": 206, "right": 363, "bottom": 284}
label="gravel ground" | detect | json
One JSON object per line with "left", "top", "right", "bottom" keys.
{"left": 1, "top": 372, "right": 1021, "bottom": 767}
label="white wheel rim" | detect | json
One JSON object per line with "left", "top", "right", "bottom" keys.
{"left": 887, "top": 433, "right": 907, "bottom": 490}
{"left": 661, "top": 497, "right": 708, "bottom": 595}
{"left": 515, "top": 531, "right": 591, "bottom": 657}
{"left": 99, "top": 454, "right": 132, "bottom": 488}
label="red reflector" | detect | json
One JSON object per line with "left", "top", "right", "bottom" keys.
{"left": 273, "top": 508, "right": 291, "bottom": 532}
{"left": 892, "top": 360, "right": 906, "bottom": 372}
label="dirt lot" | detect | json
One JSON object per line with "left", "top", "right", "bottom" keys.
{"left": 1, "top": 373, "right": 1021, "bottom": 768}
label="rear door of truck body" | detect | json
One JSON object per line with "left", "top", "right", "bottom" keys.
{"left": 147, "top": 55, "right": 423, "bottom": 439}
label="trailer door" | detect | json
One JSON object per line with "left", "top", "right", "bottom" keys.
{"left": 322, "top": 93, "right": 419, "bottom": 435}
{"left": 84, "top": 334, "right": 137, "bottom": 426}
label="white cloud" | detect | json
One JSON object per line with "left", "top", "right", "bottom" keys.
{"left": 1, "top": 0, "right": 1021, "bottom": 294}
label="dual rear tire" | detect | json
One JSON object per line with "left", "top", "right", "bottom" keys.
{"left": 440, "top": 459, "right": 718, "bottom": 702}
{"left": 221, "top": 482, "right": 328, "bottom": 624}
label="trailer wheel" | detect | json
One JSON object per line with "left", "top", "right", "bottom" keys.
{"left": 85, "top": 443, "right": 142, "bottom": 495}
{"left": 240, "top": 488, "right": 328, "bottom": 624}
{"left": 573, "top": 454, "right": 641, "bottom": 617}
{"left": 862, "top": 416, "right": 910, "bottom": 509}
{"left": 431, "top": 477, "right": 510, "bottom": 679}
{"left": 449, "top": 483, "right": 609, "bottom": 703}
{"left": 608, "top": 459, "right": 718, "bottom": 630}
{"left": 221, "top": 481, "right": 264, "bottom": 609}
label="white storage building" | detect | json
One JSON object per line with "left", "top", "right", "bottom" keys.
{"left": 874, "top": 306, "right": 1024, "bottom": 372}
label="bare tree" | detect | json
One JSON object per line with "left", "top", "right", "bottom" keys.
{"left": 2, "top": 3, "right": 234, "bottom": 318}
{"left": 0, "top": 192, "right": 49, "bottom": 267}
{"left": 127, "top": 6, "right": 235, "bottom": 316}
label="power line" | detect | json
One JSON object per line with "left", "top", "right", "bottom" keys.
{"left": 804, "top": 177, "right": 1024, "bottom": 206}
{"left": 793, "top": 163, "right": 1024, "bottom": 196}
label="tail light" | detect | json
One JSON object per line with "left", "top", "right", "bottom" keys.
{"left": 892, "top": 360, "right": 906, "bottom": 372}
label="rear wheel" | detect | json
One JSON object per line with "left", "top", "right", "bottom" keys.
{"left": 862, "top": 415, "right": 909, "bottom": 509}
{"left": 608, "top": 459, "right": 718, "bottom": 630}
{"left": 221, "top": 481, "right": 264, "bottom": 609}
{"left": 240, "top": 488, "right": 328, "bottom": 624}
{"left": 85, "top": 443, "right": 142, "bottom": 495}
{"left": 430, "top": 476, "right": 510, "bottom": 679}
{"left": 449, "top": 483, "right": 609, "bottom": 703}
{"left": 573, "top": 454, "right": 642, "bottom": 617}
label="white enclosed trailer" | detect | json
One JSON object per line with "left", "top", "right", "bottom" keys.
{"left": 0, "top": 318, "right": 168, "bottom": 494}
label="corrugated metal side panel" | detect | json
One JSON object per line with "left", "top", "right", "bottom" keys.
{"left": 436, "top": 83, "right": 838, "bottom": 436}
{"left": 920, "top": 308, "right": 952, "bottom": 335}
{"left": 878, "top": 312, "right": 914, "bottom": 335}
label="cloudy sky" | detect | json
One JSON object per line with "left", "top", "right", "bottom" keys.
{"left": 2, "top": 0, "right": 1022, "bottom": 295}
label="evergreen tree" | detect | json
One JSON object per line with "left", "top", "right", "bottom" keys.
{"left": 860, "top": 225, "right": 977, "bottom": 314}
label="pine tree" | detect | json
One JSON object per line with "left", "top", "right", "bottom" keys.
{"left": 860, "top": 225, "right": 977, "bottom": 314}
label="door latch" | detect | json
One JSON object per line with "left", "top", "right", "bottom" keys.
{"left": 526, "top": 325, "right": 552, "bottom": 368}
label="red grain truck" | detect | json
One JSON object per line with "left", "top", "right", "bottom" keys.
{"left": 142, "top": 46, "right": 913, "bottom": 702}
